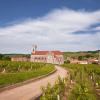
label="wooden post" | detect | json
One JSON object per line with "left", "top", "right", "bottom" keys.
{"left": 2, "top": 68, "right": 6, "bottom": 73}
{"left": 57, "top": 94, "right": 60, "bottom": 100}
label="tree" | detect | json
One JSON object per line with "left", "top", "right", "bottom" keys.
{"left": 0, "top": 54, "right": 11, "bottom": 61}
{"left": 0, "top": 54, "right": 3, "bottom": 60}
{"left": 78, "top": 56, "right": 83, "bottom": 60}
{"left": 64, "top": 60, "right": 70, "bottom": 64}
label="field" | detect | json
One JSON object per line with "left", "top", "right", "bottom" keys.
{"left": 63, "top": 50, "right": 99, "bottom": 60}
{"left": 0, "top": 61, "right": 55, "bottom": 88}
{"left": 40, "top": 64, "right": 100, "bottom": 100}
{"left": 62, "top": 64, "right": 100, "bottom": 100}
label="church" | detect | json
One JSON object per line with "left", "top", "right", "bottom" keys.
{"left": 31, "top": 45, "right": 64, "bottom": 64}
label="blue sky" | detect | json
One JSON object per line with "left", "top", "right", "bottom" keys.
{"left": 0, "top": 0, "right": 100, "bottom": 53}
{"left": 0, "top": 0, "right": 100, "bottom": 26}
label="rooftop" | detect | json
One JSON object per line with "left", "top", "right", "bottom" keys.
{"left": 32, "top": 50, "right": 63, "bottom": 55}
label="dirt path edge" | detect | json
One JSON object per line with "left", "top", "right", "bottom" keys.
{"left": 0, "top": 68, "right": 57, "bottom": 93}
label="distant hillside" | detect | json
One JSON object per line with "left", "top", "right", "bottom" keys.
{"left": 0, "top": 50, "right": 99, "bottom": 61}
{"left": 0, "top": 54, "right": 30, "bottom": 61}
{"left": 3, "top": 54, "right": 30, "bottom": 57}
{"left": 63, "top": 50, "right": 99, "bottom": 60}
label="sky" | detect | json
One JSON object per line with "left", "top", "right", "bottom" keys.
{"left": 0, "top": 0, "right": 100, "bottom": 53}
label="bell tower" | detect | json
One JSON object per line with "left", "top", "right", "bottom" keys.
{"left": 32, "top": 44, "right": 37, "bottom": 54}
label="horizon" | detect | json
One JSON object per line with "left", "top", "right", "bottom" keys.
{"left": 0, "top": 49, "right": 99, "bottom": 55}
{"left": 0, "top": 0, "right": 100, "bottom": 53}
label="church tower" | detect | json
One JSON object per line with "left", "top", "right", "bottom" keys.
{"left": 32, "top": 44, "right": 37, "bottom": 54}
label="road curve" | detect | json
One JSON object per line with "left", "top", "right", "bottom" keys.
{"left": 0, "top": 65, "right": 67, "bottom": 100}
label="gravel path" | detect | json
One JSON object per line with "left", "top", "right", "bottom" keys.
{"left": 0, "top": 65, "right": 67, "bottom": 100}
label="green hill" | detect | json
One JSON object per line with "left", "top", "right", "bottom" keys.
{"left": 63, "top": 50, "right": 99, "bottom": 60}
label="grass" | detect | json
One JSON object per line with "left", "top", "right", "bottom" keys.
{"left": 0, "top": 61, "right": 55, "bottom": 88}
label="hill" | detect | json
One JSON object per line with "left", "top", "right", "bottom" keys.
{"left": 63, "top": 50, "right": 99, "bottom": 60}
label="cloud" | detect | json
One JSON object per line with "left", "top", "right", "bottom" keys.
{"left": 95, "top": 26, "right": 100, "bottom": 31}
{"left": 0, "top": 8, "right": 100, "bottom": 53}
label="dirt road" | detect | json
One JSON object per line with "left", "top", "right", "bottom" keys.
{"left": 0, "top": 65, "right": 67, "bottom": 100}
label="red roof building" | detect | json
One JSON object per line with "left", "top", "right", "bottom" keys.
{"left": 31, "top": 50, "right": 64, "bottom": 64}
{"left": 32, "top": 50, "right": 63, "bottom": 55}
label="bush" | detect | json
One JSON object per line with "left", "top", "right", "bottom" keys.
{"left": 40, "top": 76, "right": 66, "bottom": 100}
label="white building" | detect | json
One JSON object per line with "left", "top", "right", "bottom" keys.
{"left": 31, "top": 50, "right": 64, "bottom": 64}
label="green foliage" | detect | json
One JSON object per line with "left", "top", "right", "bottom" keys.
{"left": 78, "top": 56, "right": 84, "bottom": 60}
{"left": 62, "top": 64, "right": 100, "bottom": 100}
{"left": 0, "top": 61, "right": 54, "bottom": 73}
{"left": 0, "top": 54, "right": 11, "bottom": 61}
{"left": 64, "top": 60, "right": 70, "bottom": 64}
{"left": 63, "top": 51, "right": 98, "bottom": 60}
{"left": 0, "top": 61, "right": 55, "bottom": 88}
{"left": 40, "top": 76, "right": 66, "bottom": 100}
{"left": 69, "top": 84, "right": 96, "bottom": 100}
{"left": 85, "top": 54, "right": 93, "bottom": 58}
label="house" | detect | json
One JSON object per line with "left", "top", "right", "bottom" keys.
{"left": 88, "top": 58, "right": 99, "bottom": 64}
{"left": 11, "top": 56, "right": 30, "bottom": 62}
{"left": 78, "top": 60, "right": 88, "bottom": 64}
{"left": 68, "top": 57, "right": 88, "bottom": 64}
{"left": 31, "top": 50, "right": 64, "bottom": 64}
{"left": 70, "top": 59, "right": 79, "bottom": 64}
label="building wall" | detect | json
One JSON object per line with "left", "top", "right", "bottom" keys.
{"left": 31, "top": 55, "right": 47, "bottom": 63}
{"left": 31, "top": 54, "right": 64, "bottom": 64}
{"left": 11, "top": 57, "right": 30, "bottom": 62}
{"left": 11, "top": 51, "right": 64, "bottom": 64}
{"left": 55, "top": 55, "right": 64, "bottom": 64}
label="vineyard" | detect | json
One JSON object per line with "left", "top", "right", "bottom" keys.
{"left": 40, "top": 64, "right": 100, "bottom": 100}
{"left": 0, "top": 61, "right": 55, "bottom": 88}
{"left": 62, "top": 64, "right": 100, "bottom": 100}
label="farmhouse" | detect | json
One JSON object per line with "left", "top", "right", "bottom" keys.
{"left": 11, "top": 56, "right": 30, "bottom": 62}
{"left": 31, "top": 50, "right": 64, "bottom": 64}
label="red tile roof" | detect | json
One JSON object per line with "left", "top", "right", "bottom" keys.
{"left": 51, "top": 51, "right": 63, "bottom": 55}
{"left": 32, "top": 50, "right": 63, "bottom": 55}
{"left": 32, "top": 51, "right": 48, "bottom": 55}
